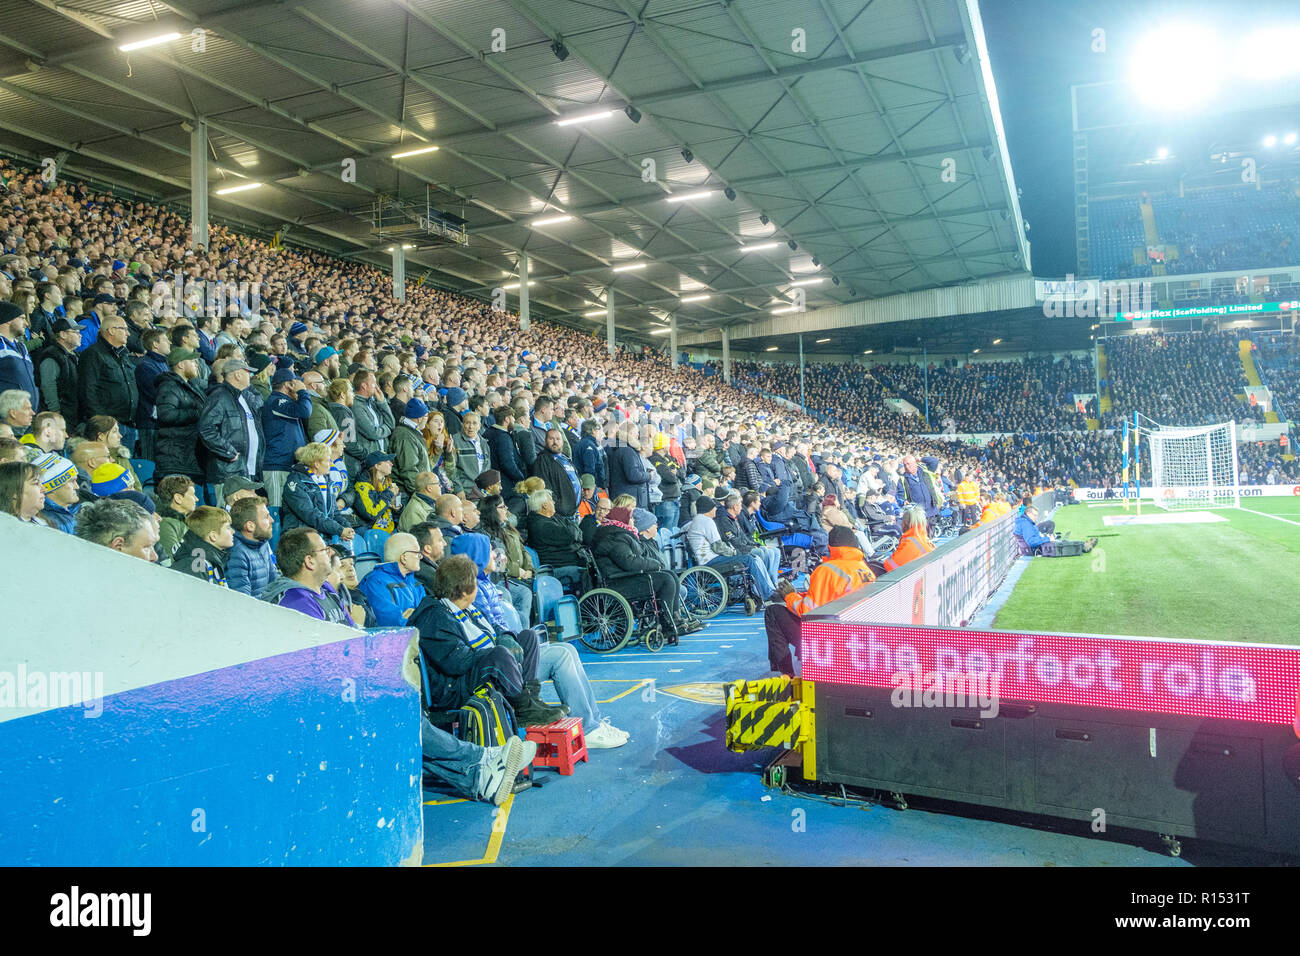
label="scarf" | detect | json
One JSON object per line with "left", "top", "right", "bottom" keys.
{"left": 599, "top": 515, "right": 638, "bottom": 535}
{"left": 442, "top": 598, "right": 493, "bottom": 650}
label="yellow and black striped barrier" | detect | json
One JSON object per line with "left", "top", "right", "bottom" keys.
{"left": 724, "top": 677, "right": 817, "bottom": 778}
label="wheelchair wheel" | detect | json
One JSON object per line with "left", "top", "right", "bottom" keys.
{"left": 743, "top": 593, "right": 759, "bottom": 616}
{"left": 643, "top": 627, "right": 666, "bottom": 653}
{"left": 677, "top": 565, "right": 728, "bottom": 620}
{"left": 577, "top": 588, "right": 634, "bottom": 653}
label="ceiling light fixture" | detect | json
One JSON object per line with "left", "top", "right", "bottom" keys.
{"left": 612, "top": 262, "right": 647, "bottom": 272}
{"left": 583, "top": 310, "right": 607, "bottom": 317}
{"left": 992, "top": 338, "right": 1002, "bottom": 345}
{"left": 650, "top": 327, "right": 671, "bottom": 335}
{"left": 550, "top": 39, "right": 569, "bottom": 61}
{"left": 765, "top": 346, "right": 779, "bottom": 351}
{"left": 680, "top": 294, "right": 711, "bottom": 303}
{"left": 502, "top": 281, "right": 536, "bottom": 289}
{"left": 863, "top": 349, "right": 873, "bottom": 354}
{"left": 624, "top": 105, "right": 642, "bottom": 124}
{"left": 790, "top": 277, "right": 824, "bottom": 287}
{"left": 815, "top": 337, "right": 830, "bottom": 344}
{"left": 215, "top": 182, "right": 262, "bottom": 195}
{"left": 771, "top": 306, "right": 799, "bottom": 315}
{"left": 391, "top": 145, "right": 439, "bottom": 159}
{"left": 739, "top": 242, "right": 779, "bottom": 253}
{"left": 556, "top": 110, "right": 615, "bottom": 127}
{"left": 532, "top": 215, "right": 573, "bottom": 227}
{"left": 724, "top": 187, "right": 737, "bottom": 201}
{"left": 118, "top": 32, "right": 181, "bottom": 52}
{"left": 681, "top": 147, "right": 694, "bottom": 163}
{"left": 666, "top": 190, "right": 716, "bottom": 203}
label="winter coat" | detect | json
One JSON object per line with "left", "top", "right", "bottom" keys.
{"left": 331, "top": 402, "right": 362, "bottom": 476}
{"left": 357, "top": 562, "right": 426, "bottom": 627}
{"left": 391, "top": 421, "right": 432, "bottom": 496}
{"left": 691, "top": 447, "right": 723, "bottom": 480}
{"left": 173, "top": 529, "right": 229, "bottom": 587}
{"left": 592, "top": 523, "right": 663, "bottom": 581}
{"left": 532, "top": 450, "right": 580, "bottom": 517}
{"left": 650, "top": 452, "right": 682, "bottom": 500}
{"left": 227, "top": 532, "right": 277, "bottom": 597}
{"left": 352, "top": 395, "right": 394, "bottom": 464}
{"left": 262, "top": 575, "right": 356, "bottom": 627}
{"left": 262, "top": 387, "right": 313, "bottom": 471}
{"left": 452, "top": 432, "right": 492, "bottom": 493}
{"left": 408, "top": 597, "right": 488, "bottom": 711}
{"left": 485, "top": 425, "right": 526, "bottom": 484}
{"left": 306, "top": 393, "right": 337, "bottom": 440}
{"left": 525, "top": 511, "right": 584, "bottom": 567}
{"left": 33, "top": 341, "right": 79, "bottom": 425}
{"left": 154, "top": 371, "right": 207, "bottom": 480}
{"left": 606, "top": 443, "right": 651, "bottom": 509}
{"left": 280, "top": 463, "right": 350, "bottom": 538}
{"left": 133, "top": 351, "right": 170, "bottom": 428}
{"left": 77, "top": 338, "right": 137, "bottom": 424}
{"left": 735, "top": 456, "right": 763, "bottom": 492}
{"left": 0, "top": 334, "right": 39, "bottom": 411}
{"left": 199, "top": 382, "right": 265, "bottom": 484}
{"left": 398, "top": 492, "right": 437, "bottom": 533}
{"left": 156, "top": 506, "right": 189, "bottom": 567}
{"left": 574, "top": 434, "right": 606, "bottom": 488}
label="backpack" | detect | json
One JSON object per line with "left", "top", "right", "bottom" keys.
{"left": 415, "top": 646, "right": 518, "bottom": 747}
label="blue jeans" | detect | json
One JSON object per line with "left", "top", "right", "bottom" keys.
{"left": 421, "top": 715, "right": 489, "bottom": 800}
{"left": 506, "top": 578, "right": 534, "bottom": 627}
{"left": 536, "top": 642, "right": 602, "bottom": 731}
{"left": 654, "top": 499, "right": 680, "bottom": 536}
{"left": 753, "top": 544, "right": 780, "bottom": 582}
{"left": 710, "top": 552, "right": 774, "bottom": 600}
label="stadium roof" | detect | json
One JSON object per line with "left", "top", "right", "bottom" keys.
{"left": 0, "top": 0, "right": 1028, "bottom": 338}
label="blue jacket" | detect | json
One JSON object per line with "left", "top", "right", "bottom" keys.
{"left": 899, "top": 470, "right": 937, "bottom": 516}
{"left": 76, "top": 311, "right": 101, "bottom": 353}
{"left": 484, "top": 424, "right": 526, "bottom": 484}
{"left": 358, "top": 562, "right": 426, "bottom": 627}
{"left": 227, "top": 532, "right": 277, "bottom": 597}
{"left": 261, "top": 388, "right": 313, "bottom": 470}
{"left": 0, "top": 335, "right": 38, "bottom": 410}
{"left": 574, "top": 434, "right": 605, "bottom": 488}
{"left": 606, "top": 443, "right": 651, "bottom": 509}
{"left": 280, "top": 463, "right": 349, "bottom": 538}
{"left": 39, "top": 500, "right": 79, "bottom": 534}
{"left": 1014, "top": 513, "right": 1051, "bottom": 549}
{"left": 134, "top": 351, "right": 170, "bottom": 427}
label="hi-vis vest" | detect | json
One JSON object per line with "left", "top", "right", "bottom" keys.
{"left": 883, "top": 526, "right": 935, "bottom": 572}
{"left": 784, "top": 546, "right": 875, "bottom": 616}
{"left": 954, "top": 480, "right": 979, "bottom": 507}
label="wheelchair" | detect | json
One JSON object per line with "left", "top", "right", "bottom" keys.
{"left": 753, "top": 509, "right": 823, "bottom": 576}
{"left": 676, "top": 536, "right": 762, "bottom": 620}
{"left": 575, "top": 550, "right": 678, "bottom": 654}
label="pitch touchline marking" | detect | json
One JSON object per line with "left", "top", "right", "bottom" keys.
{"left": 1237, "top": 506, "right": 1300, "bottom": 528}
{"left": 425, "top": 792, "right": 514, "bottom": 867}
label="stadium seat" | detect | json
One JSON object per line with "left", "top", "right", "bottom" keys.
{"left": 362, "top": 528, "right": 390, "bottom": 556}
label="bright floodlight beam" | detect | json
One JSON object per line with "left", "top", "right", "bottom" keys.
{"left": 118, "top": 31, "right": 181, "bottom": 51}
{"left": 1264, "top": 135, "right": 1278, "bottom": 148}
{"left": 612, "top": 262, "right": 647, "bottom": 272}
{"left": 532, "top": 215, "right": 573, "bottom": 227}
{"left": 680, "top": 294, "right": 710, "bottom": 303}
{"left": 666, "top": 190, "right": 716, "bottom": 203}
{"left": 391, "top": 145, "right": 439, "bottom": 159}
{"left": 739, "top": 241, "right": 780, "bottom": 253}
{"left": 1156, "top": 146, "right": 1170, "bottom": 159}
{"left": 1128, "top": 26, "right": 1222, "bottom": 107}
{"left": 215, "top": 182, "right": 262, "bottom": 195}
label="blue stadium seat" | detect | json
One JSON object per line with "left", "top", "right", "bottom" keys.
{"left": 362, "top": 528, "right": 390, "bottom": 557}
{"left": 535, "top": 573, "right": 579, "bottom": 641}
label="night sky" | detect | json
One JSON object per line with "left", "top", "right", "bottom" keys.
{"left": 977, "top": 0, "right": 1298, "bottom": 278}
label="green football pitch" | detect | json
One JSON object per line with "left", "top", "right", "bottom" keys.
{"left": 993, "top": 497, "right": 1300, "bottom": 644}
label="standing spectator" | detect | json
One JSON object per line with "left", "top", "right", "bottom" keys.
{"left": 34, "top": 318, "right": 81, "bottom": 427}
{"left": 606, "top": 426, "right": 651, "bottom": 509}
{"left": 280, "top": 441, "right": 356, "bottom": 546}
{"left": 531, "top": 427, "right": 580, "bottom": 518}
{"left": 328, "top": 377, "right": 362, "bottom": 477}
{"left": 153, "top": 348, "right": 206, "bottom": 485}
{"left": 133, "top": 328, "right": 170, "bottom": 462}
{"left": 78, "top": 314, "right": 138, "bottom": 451}
{"left": 300, "top": 369, "right": 338, "bottom": 439}
{"left": 452, "top": 411, "right": 491, "bottom": 493}
{"left": 574, "top": 419, "right": 605, "bottom": 490}
{"left": 350, "top": 369, "right": 394, "bottom": 472}
{"left": 261, "top": 367, "right": 312, "bottom": 509}
{"left": 174, "top": 505, "right": 234, "bottom": 587}
{"left": 199, "top": 358, "right": 264, "bottom": 503}
{"left": 392, "top": 397, "right": 432, "bottom": 497}
{"left": 649, "top": 435, "right": 683, "bottom": 533}
{"left": 484, "top": 405, "right": 526, "bottom": 491}
{"left": 226, "top": 495, "right": 277, "bottom": 597}
{"left": 0, "top": 300, "right": 39, "bottom": 415}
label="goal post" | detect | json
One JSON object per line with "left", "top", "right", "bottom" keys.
{"left": 1137, "top": 417, "right": 1240, "bottom": 510}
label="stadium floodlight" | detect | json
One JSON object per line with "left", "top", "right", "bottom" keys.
{"left": 1286, "top": 132, "right": 1299, "bottom": 145}
{"left": 739, "top": 242, "right": 780, "bottom": 253}
{"left": 666, "top": 190, "right": 715, "bottom": 203}
{"left": 765, "top": 346, "right": 779, "bottom": 351}
{"left": 215, "top": 182, "right": 262, "bottom": 195}
{"left": 391, "top": 145, "right": 439, "bottom": 159}
{"left": 583, "top": 310, "right": 607, "bottom": 317}
{"left": 556, "top": 110, "right": 615, "bottom": 127}
{"left": 1128, "top": 26, "right": 1221, "bottom": 107}
{"left": 1264, "top": 134, "right": 1278, "bottom": 148}
{"left": 118, "top": 31, "right": 181, "bottom": 51}
{"left": 1140, "top": 417, "right": 1240, "bottom": 510}
{"left": 612, "top": 262, "right": 647, "bottom": 272}
{"left": 502, "top": 281, "right": 535, "bottom": 289}
{"left": 680, "top": 294, "right": 710, "bottom": 303}
{"left": 972, "top": 348, "right": 981, "bottom": 354}
{"left": 863, "top": 349, "right": 873, "bottom": 354}
{"left": 1234, "top": 28, "right": 1300, "bottom": 81}
{"left": 992, "top": 338, "right": 1002, "bottom": 345}
{"left": 815, "top": 338, "right": 830, "bottom": 344}
{"left": 1156, "top": 147, "right": 1170, "bottom": 160}
{"left": 531, "top": 215, "right": 573, "bottom": 227}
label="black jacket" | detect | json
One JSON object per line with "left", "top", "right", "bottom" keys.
{"left": 532, "top": 450, "right": 579, "bottom": 517}
{"left": 714, "top": 507, "right": 756, "bottom": 554}
{"left": 199, "top": 381, "right": 266, "bottom": 483}
{"left": 525, "top": 511, "right": 583, "bottom": 567}
{"left": 650, "top": 452, "right": 682, "bottom": 500}
{"left": 606, "top": 444, "right": 651, "bottom": 509}
{"left": 33, "top": 342, "right": 79, "bottom": 426}
{"left": 154, "top": 370, "right": 207, "bottom": 480}
{"left": 408, "top": 596, "right": 482, "bottom": 712}
{"left": 78, "top": 338, "right": 138, "bottom": 424}
{"left": 592, "top": 524, "right": 663, "bottom": 581}
{"left": 485, "top": 425, "right": 526, "bottom": 485}
{"left": 790, "top": 454, "right": 815, "bottom": 494}
{"left": 735, "top": 456, "right": 763, "bottom": 492}
{"left": 280, "top": 463, "right": 350, "bottom": 538}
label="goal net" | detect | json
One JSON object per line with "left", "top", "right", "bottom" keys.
{"left": 1142, "top": 419, "right": 1240, "bottom": 510}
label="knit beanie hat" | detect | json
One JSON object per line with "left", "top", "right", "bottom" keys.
{"left": 90, "top": 462, "right": 131, "bottom": 496}
{"left": 37, "top": 454, "right": 77, "bottom": 492}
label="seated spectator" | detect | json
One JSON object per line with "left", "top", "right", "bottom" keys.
{"left": 0, "top": 389, "right": 35, "bottom": 437}
{"left": 428, "top": 493, "right": 465, "bottom": 543}
{"left": 684, "top": 496, "right": 770, "bottom": 602}
{"left": 222, "top": 475, "right": 265, "bottom": 509}
{"left": 89, "top": 462, "right": 134, "bottom": 500}
{"left": 84, "top": 415, "right": 142, "bottom": 493}
{"left": 398, "top": 471, "right": 440, "bottom": 532}
{"left": 227, "top": 495, "right": 277, "bottom": 597}
{"left": 358, "top": 532, "right": 427, "bottom": 626}
{"left": 155, "top": 474, "right": 199, "bottom": 565}
{"left": 34, "top": 453, "right": 79, "bottom": 532}
{"left": 410, "top": 521, "right": 446, "bottom": 594}
{"left": 581, "top": 494, "right": 612, "bottom": 548}
{"left": 524, "top": 487, "right": 587, "bottom": 592}
{"left": 0, "top": 437, "right": 26, "bottom": 463}
{"left": 477, "top": 493, "right": 536, "bottom": 628}
{"left": 883, "top": 507, "right": 937, "bottom": 572}
{"left": 74, "top": 497, "right": 159, "bottom": 561}
{"left": 328, "top": 544, "right": 371, "bottom": 627}
{"left": 716, "top": 491, "right": 779, "bottom": 596}
{"left": 262, "top": 527, "right": 357, "bottom": 626}
{"left": 21, "top": 411, "right": 67, "bottom": 458}
{"left": 0, "top": 458, "right": 45, "bottom": 523}
{"left": 281, "top": 441, "right": 357, "bottom": 546}
{"left": 592, "top": 505, "right": 690, "bottom": 642}
{"left": 174, "top": 505, "right": 234, "bottom": 587}
{"left": 354, "top": 451, "right": 400, "bottom": 533}
{"left": 766, "top": 526, "right": 875, "bottom": 675}
{"left": 1015, "top": 505, "right": 1097, "bottom": 556}
{"left": 407, "top": 554, "right": 559, "bottom": 725}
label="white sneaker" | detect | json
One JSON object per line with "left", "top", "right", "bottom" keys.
{"left": 594, "top": 716, "right": 630, "bottom": 742}
{"left": 586, "top": 720, "right": 628, "bottom": 749}
{"left": 477, "top": 736, "right": 537, "bottom": 805}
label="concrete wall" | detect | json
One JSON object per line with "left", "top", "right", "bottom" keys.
{"left": 0, "top": 519, "right": 423, "bottom": 865}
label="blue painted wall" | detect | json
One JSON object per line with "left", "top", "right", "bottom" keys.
{"left": 0, "top": 628, "right": 422, "bottom": 866}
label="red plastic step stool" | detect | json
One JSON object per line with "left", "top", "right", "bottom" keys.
{"left": 525, "top": 717, "right": 588, "bottom": 775}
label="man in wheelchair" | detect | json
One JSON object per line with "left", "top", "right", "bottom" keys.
{"left": 590, "top": 505, "right": 699, "bottom": 643}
